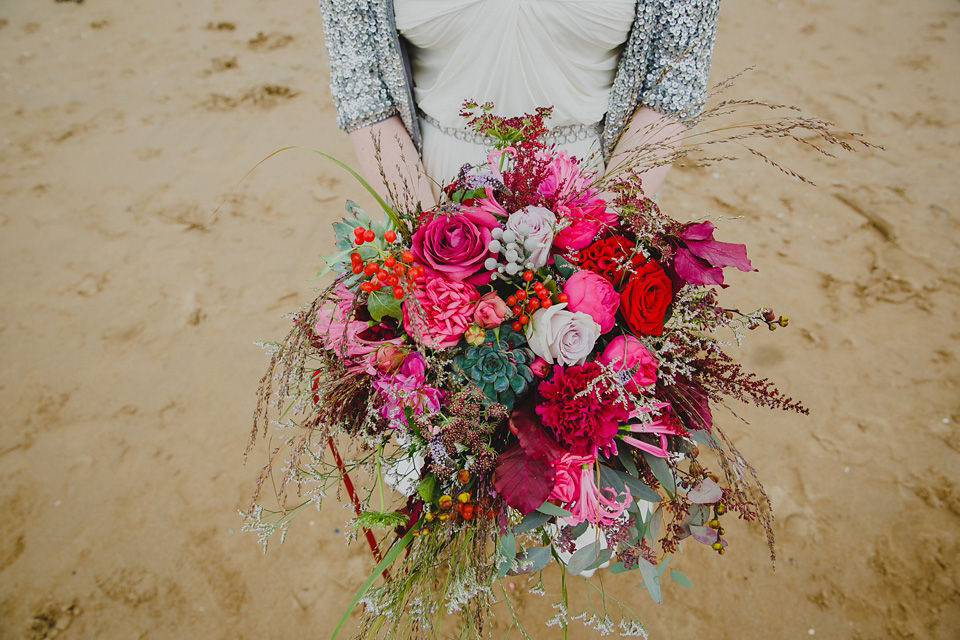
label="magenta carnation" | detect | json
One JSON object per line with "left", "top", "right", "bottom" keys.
{"left": 536, "top": 363, "right": 631, "bottom": 456}
{"left": 402, "top": 275, "right": 479, "bottom": 349}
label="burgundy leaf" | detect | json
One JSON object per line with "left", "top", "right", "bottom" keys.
{"left": 510, "top": 401, "right": 564, "bottom": 462}
{"left": 673, "top": 247, "right": 725, "bottom": 288}
{"left": 493, "top": 443, "right": 556, "bottom": 515}
{"left": 680, "top": 221, "right": 755, "bottom": 273}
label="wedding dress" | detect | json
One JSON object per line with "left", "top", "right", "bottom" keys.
{"left": 394, "top": 0, "right": 636, "bottom": 189}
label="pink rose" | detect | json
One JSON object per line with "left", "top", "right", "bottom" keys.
{"left": 552, "top": 203, "right": 618, "bottom": 251}
{"left": 411, "top": 208, "right": 499, "bottom": 285}
{"left": 370, "top": 344, "right": 406, "bottom": 374}
{"left": 564, "top": 270, "right": 620, "bottom": 333}
{"left": 403, "top": 275, "right": 479, "bottom": 349}
{"left": 473, "top": 291, "right": 509, "bottom": 328}
{"left": 598, "top": 335, "right": 658, "bottom": 393}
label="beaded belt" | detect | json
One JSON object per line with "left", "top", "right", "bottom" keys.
{"left": 420, "top": 112, "right": 601, "bottom": 146}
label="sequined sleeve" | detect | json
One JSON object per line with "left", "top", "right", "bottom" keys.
{"left": 317, "top": 0, "right": 399, "bottom": 132}
{"left": 641, "top": 0, "right": 720, "bottom": 119}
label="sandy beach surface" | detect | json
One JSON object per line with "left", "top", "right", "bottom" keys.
{"left": 1, "top": 0, "right": 958, "bottom": 638}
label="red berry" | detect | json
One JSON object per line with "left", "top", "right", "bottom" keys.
{"left": 525, "top": 299, "right": 540, "bottom": 312}
{"left": 533, "top": 282, "right": 545, "bottom": 292}
{"left": 518, "top": 315, "right": 530, "bottom": 325}
{"left": 384, "top": 230, "right": 397, "bottom": 242}
{"left": 506, "top": 295, "right": 517, "bottom": 306}
{"left": 393, "top": 286, "right": 404, "bottom": 299}
{"left": 393, "top": 264, "right": 407, "bottom": 276}
{"left": 350, "top": 252, "right": 363, "bottom": 263}
{"left": 363, "top": 263, "right": 378, "bottom": 276}
{"left": 384, "top": 255, "right": 397, "bottom": 268}
{"left": 363, "top": 229, "right": 376, "bottom": 242}
{"left": 511, "top": 321, "right": 523, "bottom": 332}
{"left": 377, "top": 269, "right": 389, "bottom": 281}
{"left": 360, "top": 282, "right": 374, "bottom": 292}
{"left": 355, "top": 236, "right": 365, "bottom": 245}
{"left": 511, "top": 305, "right": 522, "bottom": 316}
{"left": 557, "top": 293, "right": 569, "bottom": 303}
{"left": 541, "top": 298, "right": 552, "bottom": 309}
{"left": 402, "top": 250, "right": 415, "bottom": 263}
{"left": 386, "top": 275, "right": 399, "bottom": 286}
{"left": 515, "top": 290, "right": 527, "bottom": 301}
{"left": 522, "top": 270, "right": 534, "bottom": 282}
{"left": 371, "top": 281, "right": 382, "bottom": 291}
{"left": 351, "top": 264, "right": 363, "bottom": 274}
{"left": 410, "top": 266, "right": 424, "bottom": 279}
{"left": 353, "top": 227, "right": 365, "bottom": 238}
{"left": 537, "top": 289, "right": 550, "bottom": 299}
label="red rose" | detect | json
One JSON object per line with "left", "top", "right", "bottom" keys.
{"left": 620, "top": 259, "right": 673, "bottom": 336}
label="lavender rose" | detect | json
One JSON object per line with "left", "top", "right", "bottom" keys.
{"left": 411, "top": 208, "right": 499, "bottom": 285}
{"left": 524, "top": 303, "right": 601, "bottom": 366}
{"left": 563, "top": 270, "right": 620, "bottom": 333}
{"left": 506, "top": 205, "right": 556, "bottom": 268}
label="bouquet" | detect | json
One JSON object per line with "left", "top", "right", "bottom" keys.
{"left": 244, "top": 102, "right": 829, "bottom": 639}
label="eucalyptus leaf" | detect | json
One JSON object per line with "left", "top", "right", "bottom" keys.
{"left": 641, "top": 451, "right": 676, "bottom": 494}
{"left": 608, "top": 561, "right": 630, "bottom": 574}
{"left": 689, "top": 525, "right": 718, "bottom": 545}
{"left": 670, "top": 569, "right": 693, "bottom": 588}
{"left": 655, "top": 554, "right": 670, "bottom": 575}
{"left": 583, "top": 548, "right": 613, "bottom": 572}
{"left": 513, "top": 510, "right": 551, "bottom": 534}
{"left": 685, "top": 504, "right": 710, "bottom": 527}
{"left": 635, "top": 557, "right": 662, "bottom": 604}
{"left": 565, "top": 541, "right": 600, "bottom": 576}
{"left": 568, "top": 521, "right": 589, "bottom": 539}
{"left": 497, "top": 531, "right": 517, "bottom": 579}
{"left": 615, "top": 469, "right": 661, "bottom": 503}
{"left": 687, "top": 478, "right": 723, "bottom": 504}
{"left": 553, "top": 255, "right": 575, "bottom": 278}
{"left": 537, "top": 502, "right": 573, "bottom": 518}
{"left": 689, "top": 428, "right": 720, "bottom": 449}
{"left": 510, "top": 545, "right": 552, "bottom": 574}
{"left": 646, "top": 505, "right": 662, "bottom": 546}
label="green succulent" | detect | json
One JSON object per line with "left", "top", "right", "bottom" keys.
{"left": 453, "top": 327, "right": 535, "bottom": 410}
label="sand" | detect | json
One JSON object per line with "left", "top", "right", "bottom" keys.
{"left": 0, "top": 0, "right": 958, "bottom": 638}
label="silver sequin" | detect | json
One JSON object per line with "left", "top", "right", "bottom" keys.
{"left": 317, "top": 0, "right": 720, "bottom": 161}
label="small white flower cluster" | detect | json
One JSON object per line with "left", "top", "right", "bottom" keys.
{"left": 545, "top": 602, "right": 568, "bottom": 628}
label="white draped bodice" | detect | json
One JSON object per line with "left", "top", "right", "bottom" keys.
{"left": 394, "top": 0, "right": 636, "bottom": 185}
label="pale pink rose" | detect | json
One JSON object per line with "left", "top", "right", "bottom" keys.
{"left": 597, "top": 335, "right": 658, "bottom": 393}
{"left": 530, "top": 357, "right": 550, "bottom": 378}
{"left": 524, "top": 303, "right": 600, "bottom": 366}
{"left": 473, "top": 291, "right": 509, "bottom": 328}
{"left": 370, "top": 344, "right": 406, "bottom": 374}
{"left": 402, "top": 275, "right": 479, "bottom": 349}
{"left": 506, "top": 206, "right": 556, "bottom": 268}
{"left": 564, "top": 270, "right": 620, "bottom": 333}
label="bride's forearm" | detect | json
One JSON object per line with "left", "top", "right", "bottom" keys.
{"left": 349, "top": 116, "right": 437, "bottom": 210}
{"left": 605, "top": 107, "right": 686, "bottom": 197}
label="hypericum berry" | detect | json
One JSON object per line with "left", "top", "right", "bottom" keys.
{"left": 351, "top": 264, "right": 363, "bottom": 274}
{"left": 393, "top": 264, "right": 407, "bottom": 276}
{"left": 360, "top": 282, "right": 374, "bottom": 292}
{"left": 377, "top": 269, "right": 389, "bottom": 281}
{"left": 384, "top": 255, "right": 397, "bottom": 268}
{"left": 438, "top": 494, "right": 454, "bottom": 510}
{"left": 355, "top": 236, "right": 365, "bottom": 246}
{"left": 362, "top": 229, "right": 376, "bottom": 242}
{"left": 409, "top": 266, "right": 424, "bottom": 279}
{"left": 515, "top": 290, "right": 527, "bottom": 301}
{"left": 350, "top": 252, "right": 363, "bottom": 263}
{"left": 541, "top": 298, "right": 552, "bottom": 309}
{"left": 505, "top": 295, "right": 517, "bottom": 307}
{"left": 363, "top": 263, "right": 378, "bottom": 276}
{"left": 537, "top": 289, "right": 550, "bottom": 300}
{"left": 457, "top": 469, "right": 470, "bottom": 484}
{"left": 353, "top": 227, "right": 365, "bottom": 239}
{"left": 511, "top": 305, "right": 523, "bottom": 316}
{"left": 522, "top": 270, "right": 534, "bottom": 282}
{"left": 402, "top": 250, "right": 415, "bottom": 263}
{"left": 511, "top": 321, "right": 523, "bottom": 332}
{"left": 371, "top": 280, "right": 382, "bottom": 291}
{"left": 525, "top": 299, "right": 540, "bottom": 312}
{"left": 384, "top": 230, "right": 397, "bottom": 243}
{"left": 393, "top": 286, "right": 404, "bottom": 299}
{"left": 386, "top": 275, "right": 399, "bottom": 287}
{"left": 533, "top": 282, "right": 545, "bottom": 292}
{"left": 518, "top": 314, "right": 530, "bottom": 325}
{"left": 557, "top": 293, "right": 568, "bottom": 303}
